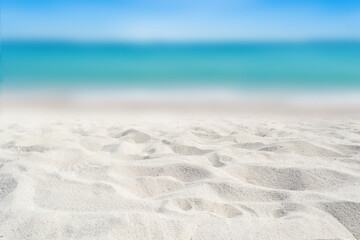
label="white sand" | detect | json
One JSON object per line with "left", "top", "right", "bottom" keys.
{"left": 0, "top": 106, "right": 360, "bottom": 239}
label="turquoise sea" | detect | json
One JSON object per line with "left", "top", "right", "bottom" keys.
{"left": 1, "top": 41, "right": 360, "bottom": 91}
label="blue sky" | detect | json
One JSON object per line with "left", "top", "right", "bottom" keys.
{"left": 2, "top": 0, "right": 360, "bottom": 41}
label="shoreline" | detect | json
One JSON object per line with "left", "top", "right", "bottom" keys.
{"left": 2, "top": 89, "right": 360, "bottom": 117}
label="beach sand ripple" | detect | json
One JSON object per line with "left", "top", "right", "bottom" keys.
{"left": 0, "top": 113, "right": 360, "bottom": 239}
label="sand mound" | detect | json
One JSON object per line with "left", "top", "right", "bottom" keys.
{"left": 227, "top": 165, "right": 360, "bottom": 191}
{"left": 117, "top": 129, "right": 151, "bottom": 144}
{"left": 320, "top": 201, "right": 360, "bottom": 239}
{"left": 114, "top": 163, "right": 214, "bottom": 182}
{"left": 259, "top": 141, "right": 343, "bottom": 157}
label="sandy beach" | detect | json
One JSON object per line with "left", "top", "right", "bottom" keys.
{"left": 2, "top": 0, "right": 360, "bottom": 238}
{"left": 0, "top": 103, "right": 359, "bottom": 240}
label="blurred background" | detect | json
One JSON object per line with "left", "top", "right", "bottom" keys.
{"left": 1, "top": 0, "right": 360, "bottom": 109}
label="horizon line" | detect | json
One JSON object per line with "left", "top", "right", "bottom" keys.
{"left": 2, "top": 38, "right": 360, "bottom": 45}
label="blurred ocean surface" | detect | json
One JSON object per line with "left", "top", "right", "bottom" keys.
{"left": 1, "top": 41, "right": 360, "bottom": 91}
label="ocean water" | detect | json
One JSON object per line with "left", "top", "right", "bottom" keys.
{"left": 1, "top": 41, "right": 360, "bottom": 91}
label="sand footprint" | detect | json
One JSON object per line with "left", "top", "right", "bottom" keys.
{"left": 272, "top": 202, "right": 305, "bottom": 218}
{"left": 170, "top": 144, "right": 212, "bottom": 156}
{"left": 169, "top": 197, "right": 243, "bottom": 218}
{"left": 206, "top": 182, "right": 289, "bottom": 202}
{"left": 0, "top": 174, "right": 18, "bottom": 201}
{"left": 207, "top": 153, "right": 225, "bottom": 167}
{"left": 121, "top": 177, "right": 185, "bottom": 198}
{"left": 2, "top": 142, "right": 50, "bottom": 153}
